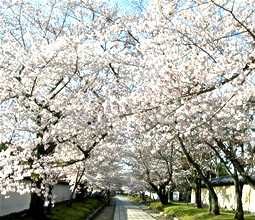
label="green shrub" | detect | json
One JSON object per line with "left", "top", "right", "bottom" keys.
{"left": 127, "top": 195, "right": 144, "bottom": 203}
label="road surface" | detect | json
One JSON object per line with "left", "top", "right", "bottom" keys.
{"left": 113, "top": 195, "right": 155, "bottom": 220}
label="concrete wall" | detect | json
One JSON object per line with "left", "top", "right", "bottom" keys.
{"left": 242, "top": 185, "right": 255, "bottom": 212}
{"left": 0, "top": 191, "right": 31, "bottom": 216}
{"left": 52, "top": 183, "right": 74, "bottom": 203}
{"left": 0, "top": 179, "right": 31, "bottom": 216}
{"left": 0, "top": 181, "right": 74, "bottom": 217}
{"left": 191, "top": 184, "right": 255, "bottom": 213}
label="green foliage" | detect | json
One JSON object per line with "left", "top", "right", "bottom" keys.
{"left": 149, "top": 202, "right": 255, "bottom": 220}
{"left": 150, "top": 201, "right": 165, "bottom": 211}
{"left": 127, "top": 195, "right": 144, "bottom": 203}
{"left": 47, "top": 199, "right": 103, "bottom": 220}
{"left": 30, "top": 173, "right": 40, "bottom": 181}
{"left": 0, "top": 143, "right": 7, "bottom": 151}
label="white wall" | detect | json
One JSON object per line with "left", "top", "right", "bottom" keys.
{"left": 191, "top": 184, "right": 255, "bottom": 213}
{"left": 214, "top": 185, "right": 236, "bottom": 210}
{"left": 242, "top": 185, "right": 255, "bottom": 213}
{"left": 0, "top": 181, "right": 75, "bottom": 217}
{"left": 52, "top": 183, "right": 74, "bottom": 203}
{"left": 0, "top": 191, "right": 31, "bottom": 216}
{"left": 0, "top": 179, "right": 31, "bottom": 216}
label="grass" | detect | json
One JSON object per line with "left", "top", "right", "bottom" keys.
{"left": 47, "top": 199, "right": 103, "bottom": 220}
{"left": 149, "top": 202, "right": 255, "bottom": 220}
{"left": 127, "top": 194, "right": 155, "bottom": 204}
{"left": 127, "top": 195, "right": 144, "bottom": 203}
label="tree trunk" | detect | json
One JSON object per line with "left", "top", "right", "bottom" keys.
{"left": 140, "top": 191, "right": 146, "bottom": 201}
{"left": 77, "top": 183, "right": 87, "bottom": 201}
{"left": 207, "top": 171, "right": 213, "bottom": 213}
{"left": 67, "top": 167, "right": 85, "bottom": 208}
{"left": 27, "top": 138, "right": 57, "bottom": 219}
{"left": 45, "top": 186, "right": 53, "bottom": 215}
{"left": 207, "top": 189, "right": 220, "bottom": 215}
{"left": 206, "top": 141, "right": 244, "bottom": 218}
{"left": 195, "top": 176, "right": 202, "bottom": 208}
{"left": 107, "top": 190, "right": 111, "bottom": 205}
{"left": 215, "top": 139, "right": 255, "bottom": 190}
{"left": 177, "top": 135, "right": 220, "bottom": 215}
{"left": 149, "top": 183, "right": 169, "bottom": 205}
{"left": 28, "top": 179, "right": 48, "bottom": 219}
{"left": 67, "top": 190, "right": 75, "bottom": 208}
{"left": 29, "top": 193, "right": 47, "bottom": 219}
{"left": 233, "top": 170, "right": 244, "bottom": 220}
{"left": 208, "top": 189, "right": 212, "bottom": 213}
{"left": 158, "top": 190, "right": 169, "bottom": 205}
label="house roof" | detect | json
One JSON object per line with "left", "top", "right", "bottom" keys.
{"left": 201, "top": 175, "right": 255, "bottom": 188}
{"left": 211, "top": 176, "right": 235, "bottom": 186}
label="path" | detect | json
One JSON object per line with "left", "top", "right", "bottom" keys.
{"left": 113, "top": 195, "right": 155, "bottom": 220}
{"left": 91, "top": 198, "right": 116, "bottom": 220}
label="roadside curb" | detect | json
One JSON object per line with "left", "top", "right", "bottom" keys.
{"left": 86, "top": 198, "right": 116, "bottom": 220}
{"left": 85, "top": 203, "right": 106, "bottom": 220}
{"left": 111, "top": 198, "right": 116, "bottom": 220}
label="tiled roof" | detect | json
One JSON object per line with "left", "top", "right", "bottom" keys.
{"left": 201, "top": 175, "right": 255, "bottom": 187}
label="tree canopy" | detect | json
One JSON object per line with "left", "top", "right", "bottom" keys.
{"left": 0, "top": 0, "right": 254, "bottom": 218}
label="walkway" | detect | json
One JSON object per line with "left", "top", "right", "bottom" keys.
{"left": 113, "top": 195, "right": 155, "bottom": 220}
{"left": 91, "top": 198, "right": 116, "bottom": 220}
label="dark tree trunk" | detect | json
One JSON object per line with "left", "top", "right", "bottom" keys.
{"left": 207, "top": 141, "right": 245, "bottom": 219}
{"left": 178, "top": 135, "right": 220, "bottom": 215}
{"left": 45, "top": 186, "right": 53, "bottom": 215}
{"left": 215, "top": 139, "right": 255, "bottom": 190}
{"left": 67, "top": 191, "right": 75, "bottom": 208}
{"left": 46, "top": 201, "right": 52, "bottom": 216}
{"left": 207, "top": 171, "right": 212, "bottom": 213}
{"left": 149, "top": 183, "right": 169, "bottom": 205}
{"left": 206, "top": 188, "right": 219, "bottom": 215}
{"left": 195, "top": 176, "right": 202, "bottom": 208}
{"left": 67, "top": 167, "right": 85, "bottom": 208}
{"left": 158, "top": 190, "right": 169, "bottom": 205}
{"left": 233, "top": 171, "right": 244, "bottom": 220}
{"left": 27, "top": 179, "right": 48, "bottom": 219}
{"left": 107, "top": 190, "right": 111, "bottom": 205}
{"left": 76, "top": 183, "right": 87, "bottom": 202}
{"left": 28, "top": 179, "right": 48, "bottom": 220}
{"left": 208, "top": 189, "right": 212, "bottom": 213}
{"left": 140, "top": 192, "right": 146, "bottom": 201}
{"left": 29, "top": 192, "right": 47, "bottom": 219}
{"left": 27, "top": 139, "right": 57, "bottom": 219}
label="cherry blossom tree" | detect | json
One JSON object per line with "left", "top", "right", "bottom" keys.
{"left": 1, "top": 0, "right": 255, "bottom": 218}
{"left": 111, "top": 0, "right": 255, "bottom": 216}
{"left": 0, "top": 0, "right": 125, "bottom": 218}
{"left": 118, "top": 129, "right": 179, "bottom": 205}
